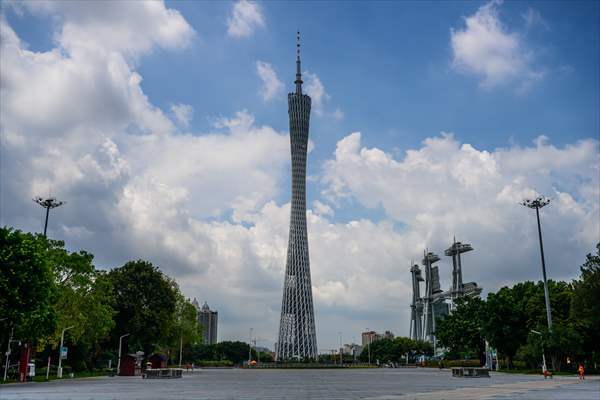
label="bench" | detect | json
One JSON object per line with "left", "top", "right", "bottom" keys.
{"left": 452, "top": 367, "right": 490, "bottom": 378}
{"left": 143, "top": 368, "right": 184, "bottom": 379}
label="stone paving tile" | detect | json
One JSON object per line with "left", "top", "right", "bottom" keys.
{"left": 0, "top": 368, "right": 597, "bottom": 400}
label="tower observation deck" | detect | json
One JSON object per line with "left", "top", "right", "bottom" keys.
{"left": 276, "top": 32, "right": 317, "bottom": 361}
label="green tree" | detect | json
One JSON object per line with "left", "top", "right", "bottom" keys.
{"left": 107, "top": 260, "right": 178, "bottom": 356}
{"left": 167, "top": 293, "right": 202, "bottom": 364}
{"left": 213, "top": 341, "right": 251, "bottom": 364}
{"left": 359, "top": 337, "right": 431, "bottom": 364}
{"left": 482, "top": 287, "right": 528, "bottom": 369}
{"left": 42, "top": 240, "right": 115, "bottom": 370}
{"left": 435, "top": 297, "right": 485, "bottom": 363}
{"left": 571, "top": 243, "right": 600, "bottom": 366}
{"left": 0, "top": 228, "right": 56, "bottom": 342}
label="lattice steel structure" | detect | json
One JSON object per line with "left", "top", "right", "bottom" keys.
{"left": 444, "top": 238, "right": 480, "bottom": 310}
{"left": 409, "top": 264, "right": 424, "bottom": 341}
{"left": 421, "top": 251, "right": 441, "bottom": 343}
{"left": 275, "top": 32, "right": 317, "bottom": 361}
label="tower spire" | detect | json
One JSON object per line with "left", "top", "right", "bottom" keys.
{"left": 295, "top": 31, "right": 303, "bottom": 94}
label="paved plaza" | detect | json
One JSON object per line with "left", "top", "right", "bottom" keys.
{"left": 0, "top": 368, "right": 598, "bottom": 400}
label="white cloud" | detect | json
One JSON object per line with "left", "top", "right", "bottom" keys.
{"left": 17, "top": 0, "right": 195, "bottom": 58}
{"left": 323, "top": 132, "right": 599, "bottom": 297}
{"left": 304, "top": 71, "right": 328, "bottom": 114}
{"left": 256, "top": 61, "right": 284, "bottom": 101}
{"left": 227, "top": 0, "right": 265, "bottom": 39}
{"left": 170, "top": 103, "right": 194, "bottom": 128}
{"left": 450, "top": 0, "right": 543, "bottom": 90}
{"left": 522, "top": 8, "right": 548, "bottom": 30}
{"left": 303, "top": 71, "right": 343, "bottom": 120}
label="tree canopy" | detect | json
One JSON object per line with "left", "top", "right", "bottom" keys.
{"left": 0, "top": 228, "right": 57, "bottom": 342}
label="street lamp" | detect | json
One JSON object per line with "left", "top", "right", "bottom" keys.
{"left": 530, "top": 330, "right": 547, "bottom": 374}
{"left": 3, "top": 328, "right": 20, "bottom": 382}
{"left": 57, "top": 326, "right": 74, "bottom": 378}
{"left": 33, "top": 197, "right": 65, "bottom": 237}
{"left": 248, "top": 328, "right": 253, "bottom": 364}
{"left": 117, "top": 333, "right": 130, "bottom": 376}
{"left": 338, "top": 332, "right": 343, "bottom": 366}
{"left": 521, "top": 196, "right": 553, "bottom": 330}
{"left": 366, "top": 328, "right": 371, "bottom": 365}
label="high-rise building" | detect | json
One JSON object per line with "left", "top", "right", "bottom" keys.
{"left": 275, "top": 32, "right": 317, "bottom": 361}
{"left": 361, "top": 330, "right": 394, "bottom": 347}
{"left": 195, "top": 300, "right": 218, "bottom": 345}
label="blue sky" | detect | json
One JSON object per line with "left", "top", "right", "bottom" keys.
{"left": 1, "top": 1, "right": 598, "bottom": 350}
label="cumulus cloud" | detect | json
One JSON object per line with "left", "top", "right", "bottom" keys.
{"left": 323, "top": 132, "right": 599, "bottom": 296}
{"left": 17, "top": 0, "right": 195, "bottom": 57}
{"left": 227, "top": 0, "right": 264, "bottom": 39}
{"left": 170, "top": 103, "right": 194, "bottom": 128}
{"left": 303, "top": 71, "right": 343, "bottom": 119}
{"left": 256, "top": 61, "right": 284, "bottom": 101}
{"left": 450, "top": 0, "right": 544, "bottom": 91}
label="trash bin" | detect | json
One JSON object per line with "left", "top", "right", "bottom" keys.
{"left": 27, "top": 362, "right": 35, "bottom": 381}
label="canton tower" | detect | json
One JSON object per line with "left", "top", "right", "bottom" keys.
{"left": 275, "top": 32, "right": 317, "bottom": 361}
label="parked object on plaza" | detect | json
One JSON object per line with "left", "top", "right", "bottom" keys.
{"left": 143, "top": 368, "right": 183, "bottom": 379}
{"left": 451, "top": 367, "right": 490, "bottom": 378}
{"left": 119, "top": 353, "right": 144, "bottom": 376}
{"left": 148, "top": 353, "right": 167, "bottom": 369}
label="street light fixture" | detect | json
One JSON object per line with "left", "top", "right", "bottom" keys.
{"left": 338, "top": 332, "right": 343, "bottom": 366}
{"left": 57, "top": 326, "right": 74, "bottom": 378}
{"left": 366, "top": 328, "right": 371, "bottom": 365}
{"left": 530, "top": 330, "right": 547, "bottom": 374}
{"left": 521, "top": 196, "right": 553, "bottom": 331}
{"left": 248, "top": 328, "right": 253, "bottom": 364}
{"left": 3, "top": 328, "right": 20, "bottom": 382}
{"left": 117, "top": 333, "right": 130, "bottom": 376}
{"left": 33, "top": 197, "right": 65, "bottom": 237}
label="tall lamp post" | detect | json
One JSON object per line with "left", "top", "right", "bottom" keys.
{"left": 366, "top": 328, "right": 371, "bottom": 365}
{"left": 531, "top": 330, "right": 547, "bottom": 373}
{"left": 57, "top": 326, "right": 74, "bottom": 378}
{"left": 521, "top": 196, "right": 553, "bottom": 330}
{"left": 117, "top": 333, "right": 130, "bottom": 376}
{"left": 248, "top": 328, "right": 253, "bottom": 364}
{"left": 33, "top": 197, "right": 65, "bottom": 237}
{"left": 338, "top": 332, "right": 343, "bottom": 366}
{"left": 3, "top": 328, "right": 20, "bottom": 382}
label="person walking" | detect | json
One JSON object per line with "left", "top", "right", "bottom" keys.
{"left": 578, "top": 363, "right": 585, "bottom": 380}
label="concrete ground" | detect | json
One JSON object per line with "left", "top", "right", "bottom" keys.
{"left": 0, "top": 368, "right": 597, "bottom": 400}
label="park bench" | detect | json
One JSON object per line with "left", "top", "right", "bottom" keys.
{"left": 452, "top": 367, "right": 490, "bottom": 378}
{"left": 142, "top": 368, "right": 183, "bottom": 379}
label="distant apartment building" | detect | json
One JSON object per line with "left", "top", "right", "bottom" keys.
{"left": 361, "top": 330, "right": 394, "bottom": 347}
{"left": 342, "top": 343, "right": 363, "bottom": 358}
{"left": 192, "top": 298, "right": 218, "bottom": 345}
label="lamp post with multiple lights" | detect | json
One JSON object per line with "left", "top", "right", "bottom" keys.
{"left": 33, "top": 197, "right": 65, "bottom": 237}
{"left": 521, "top": 196, "right": 553, "bottom": 331}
